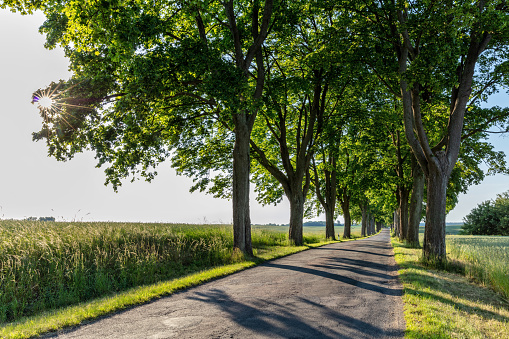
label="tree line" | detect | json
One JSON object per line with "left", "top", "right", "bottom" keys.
{"left": 3, "top": 0, "right": 508, "bottom": 262}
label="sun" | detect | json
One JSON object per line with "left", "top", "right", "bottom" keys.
{"left": 36, "top": 96, "right": 54, "bottom": 110}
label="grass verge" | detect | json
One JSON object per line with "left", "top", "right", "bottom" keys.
{"left": 1, "top": 236, "right": 361, "bottom": 338}
{"left": 392, "top": 238, "right": 509, "bottom": 338}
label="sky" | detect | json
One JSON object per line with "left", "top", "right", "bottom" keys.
{"left": 0, "top": 9, "right": 508, "bottom": 225}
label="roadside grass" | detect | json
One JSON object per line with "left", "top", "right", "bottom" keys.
{"left": 0, "top": 221, "right": 362, "bottom": 338}
{"left": 392, "top": 238, "right": 509, "bottom": 338}
{"left": 447, "top": 236, "right": 509, "bottom": 299}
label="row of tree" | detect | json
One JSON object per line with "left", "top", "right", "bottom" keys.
{"left": 3, "top": 0, "right": 508, "bottom": 262}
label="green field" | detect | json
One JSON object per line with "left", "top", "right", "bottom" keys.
{"left": 253, "top": 224, "right": 363, "bottom": 239}
{"left": 417, "top": 223, "right": 464, "bottom": 236}
{"left": 447, "top": 235, "right": 509, "bottom": 299}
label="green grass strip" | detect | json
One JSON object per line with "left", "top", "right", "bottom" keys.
{"left": 1, "top": 239, "right": 350, "bottom": 339}
{"left": 391, "top": 238, "right": 509, "bottom": 338}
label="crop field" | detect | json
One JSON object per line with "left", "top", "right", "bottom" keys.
{"left": 0, "top": 220, "right": 337, "bottom": 324}
{"left": 253, "top": 224, "right": 363, "bottom": 240}
{"left": 447, "top": 235, "right": 509, "bottom": 299}
{"left": 417, "top": 223, "right": 464, "bottom": 236}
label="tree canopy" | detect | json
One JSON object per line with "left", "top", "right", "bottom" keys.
{"left": 462, "top": 191, "right": 509, "bottom": 235}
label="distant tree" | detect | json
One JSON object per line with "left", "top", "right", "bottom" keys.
{"left": 462, "top": 191, "right": 509, "bottom": 235}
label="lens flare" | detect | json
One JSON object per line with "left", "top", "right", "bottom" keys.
{"left": 37, "top": 96, "right": 54, "bottom": 109}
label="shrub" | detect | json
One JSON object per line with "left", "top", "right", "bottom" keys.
{"left": 462, "top": 191, "right": 509, "bottom": 235}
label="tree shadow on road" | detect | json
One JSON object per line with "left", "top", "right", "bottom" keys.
{"left": 264, "top": 263, "right": 403, "bottom": 296}
{"left": 188, "top": 288, "right": 396, "bottom": 338}
{"left": 314, "top": 246, "right": 395, "bottom": 257}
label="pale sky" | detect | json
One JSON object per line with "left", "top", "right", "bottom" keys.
{"left": 0, "top": 9, "right": 508, "bottom": 224}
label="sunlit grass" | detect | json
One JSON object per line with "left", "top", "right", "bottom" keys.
{"left": 0, "top": 221, "right": 240, "bottom": 323}
{"left": 447, "top": 235, "right": 509, "bottom": 299}
{"left": 392, "top": 237, "right": 509, "bottom": 338}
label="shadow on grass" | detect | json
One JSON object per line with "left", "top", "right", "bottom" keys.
{"left": 400, "top": 266, "right": 509, "bottom": 325}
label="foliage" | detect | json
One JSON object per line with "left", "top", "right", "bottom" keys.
{"left": 462, "top": 191, "right": 509, "bottom": 235}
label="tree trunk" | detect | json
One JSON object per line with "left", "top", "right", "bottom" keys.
{"left": 325, "top": 205, "right": 336, "bottom": 240}
{"left": 232, "top": 116, "right": 253, "bottom": 256}
{"left": 398, "top": 186, "right": 410, "bottom": 242}
{"left": 361, "top": 204, "right": 367, "bottom": 237}
{"left": 408, "top": 164, "right": 424, "bottom": 247}
{"left": 423, "top": 160, "right": 448, "bottom": 261}
{"left": 341, "top": 198, "right": 351, "bottom": 239}
{"left": 288, "top": 191, "right": 305, "bottom": 245}
{"left": 394, "top": 209, "right": 400, "bottom": 237}
{"left": 376, "top": 221, "right": 382, "bottom": 232}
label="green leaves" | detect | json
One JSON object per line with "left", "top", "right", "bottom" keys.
{"left": 462, "top": 191, "right": 509, "bottom": 235}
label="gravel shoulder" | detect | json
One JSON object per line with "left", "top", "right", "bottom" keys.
{"left": 44, "top": 228, "right": 405, "bottom": 339}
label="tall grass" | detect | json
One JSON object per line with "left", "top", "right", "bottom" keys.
{"left": 447, "top": 235, "right": 509, "bottom": 299}
{"left": 0, "top": 220, "right": 329, "bottom": 324}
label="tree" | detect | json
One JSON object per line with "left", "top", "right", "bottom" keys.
{"left": 250, "top": 65, "right": 331, "bottom": 245}
{"left": 462, "top": 191, "right": 509, "bottom": 235}
{"left": 249, "top": 5, "right": 351, "bottom": 244}
{"left": 346, "top": 0, "right": 509, "bottom": 261}
{"left": 15, "top": 0, "right": 279, "bottom": 255}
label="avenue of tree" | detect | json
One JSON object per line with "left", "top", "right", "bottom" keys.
{"left": 2, "top": 0, "right": 508, "bottom": 262}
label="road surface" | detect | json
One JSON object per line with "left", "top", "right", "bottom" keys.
{"left": 43, "top": 228, "right": 405, "bottom": 338}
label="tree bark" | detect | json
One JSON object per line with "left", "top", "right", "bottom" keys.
{"left": 341, "top": 196, "right": 352, "bottom": 239}
{"left": 232, "top": 115, "right": 253, "bottom": 255}
{"left": 369, "top": 215, "right": 375, "bottom": 235}
{"left": 394, "top": 209, "right": 400, "bottom": 237}
{"left": 361, "top": 204, "right": 367, "bottom": 237}
{"left": 423, "top": 156, "right": 448, "bottom": 260}
{"left": 408, "top": 160, "right": 424, "bottom": 247}
{"left": 288, "top": 190, "right": 305, "bottom": 245}
{"left": 325, "top": 205, "right": 336, "bottom": 240}
{"left": 398, "top": 186, "right": 410, "bottom": 242}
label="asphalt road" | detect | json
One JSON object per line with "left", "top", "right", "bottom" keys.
{"left": 44, "top": 228, "right": 405, "bottom": 339}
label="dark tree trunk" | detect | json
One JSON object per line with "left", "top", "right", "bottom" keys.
{"left": 232, "top": 116, "right": 253, "bottom": 255}
{"left": 324, "top": 162, "right": 337, "bottom": 240}
{"left": 408, "top": 161, "right": 424, "bottom": 247}
{"left": 341, "top": 198, "right": 352, "bottom": 239}
{"left": 394, "top": 209, "right": 400, "bottom": 237}
{"left": 361, "top": 204, "right": 367, "bottom": 237}
{"left": 423, "top": 158, "right": 448, "bottom": 260}
{"left": 376, "top": 221, "right": 382, "bottom": 232}
{"left": 325, "top": 206, "right": 336, "bottom": 240}
{"left": 398, "top": 186, "right": 410, "bottom": 242}
{"left": 370, "top": 216, "right": 375, "bottom": 235}
{"left": 288, "top": 190, "right": 305, "bottom": 245}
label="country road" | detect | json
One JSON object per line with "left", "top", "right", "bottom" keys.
{"left": 43, "top": 228, "right": 405, "bottom": 339}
